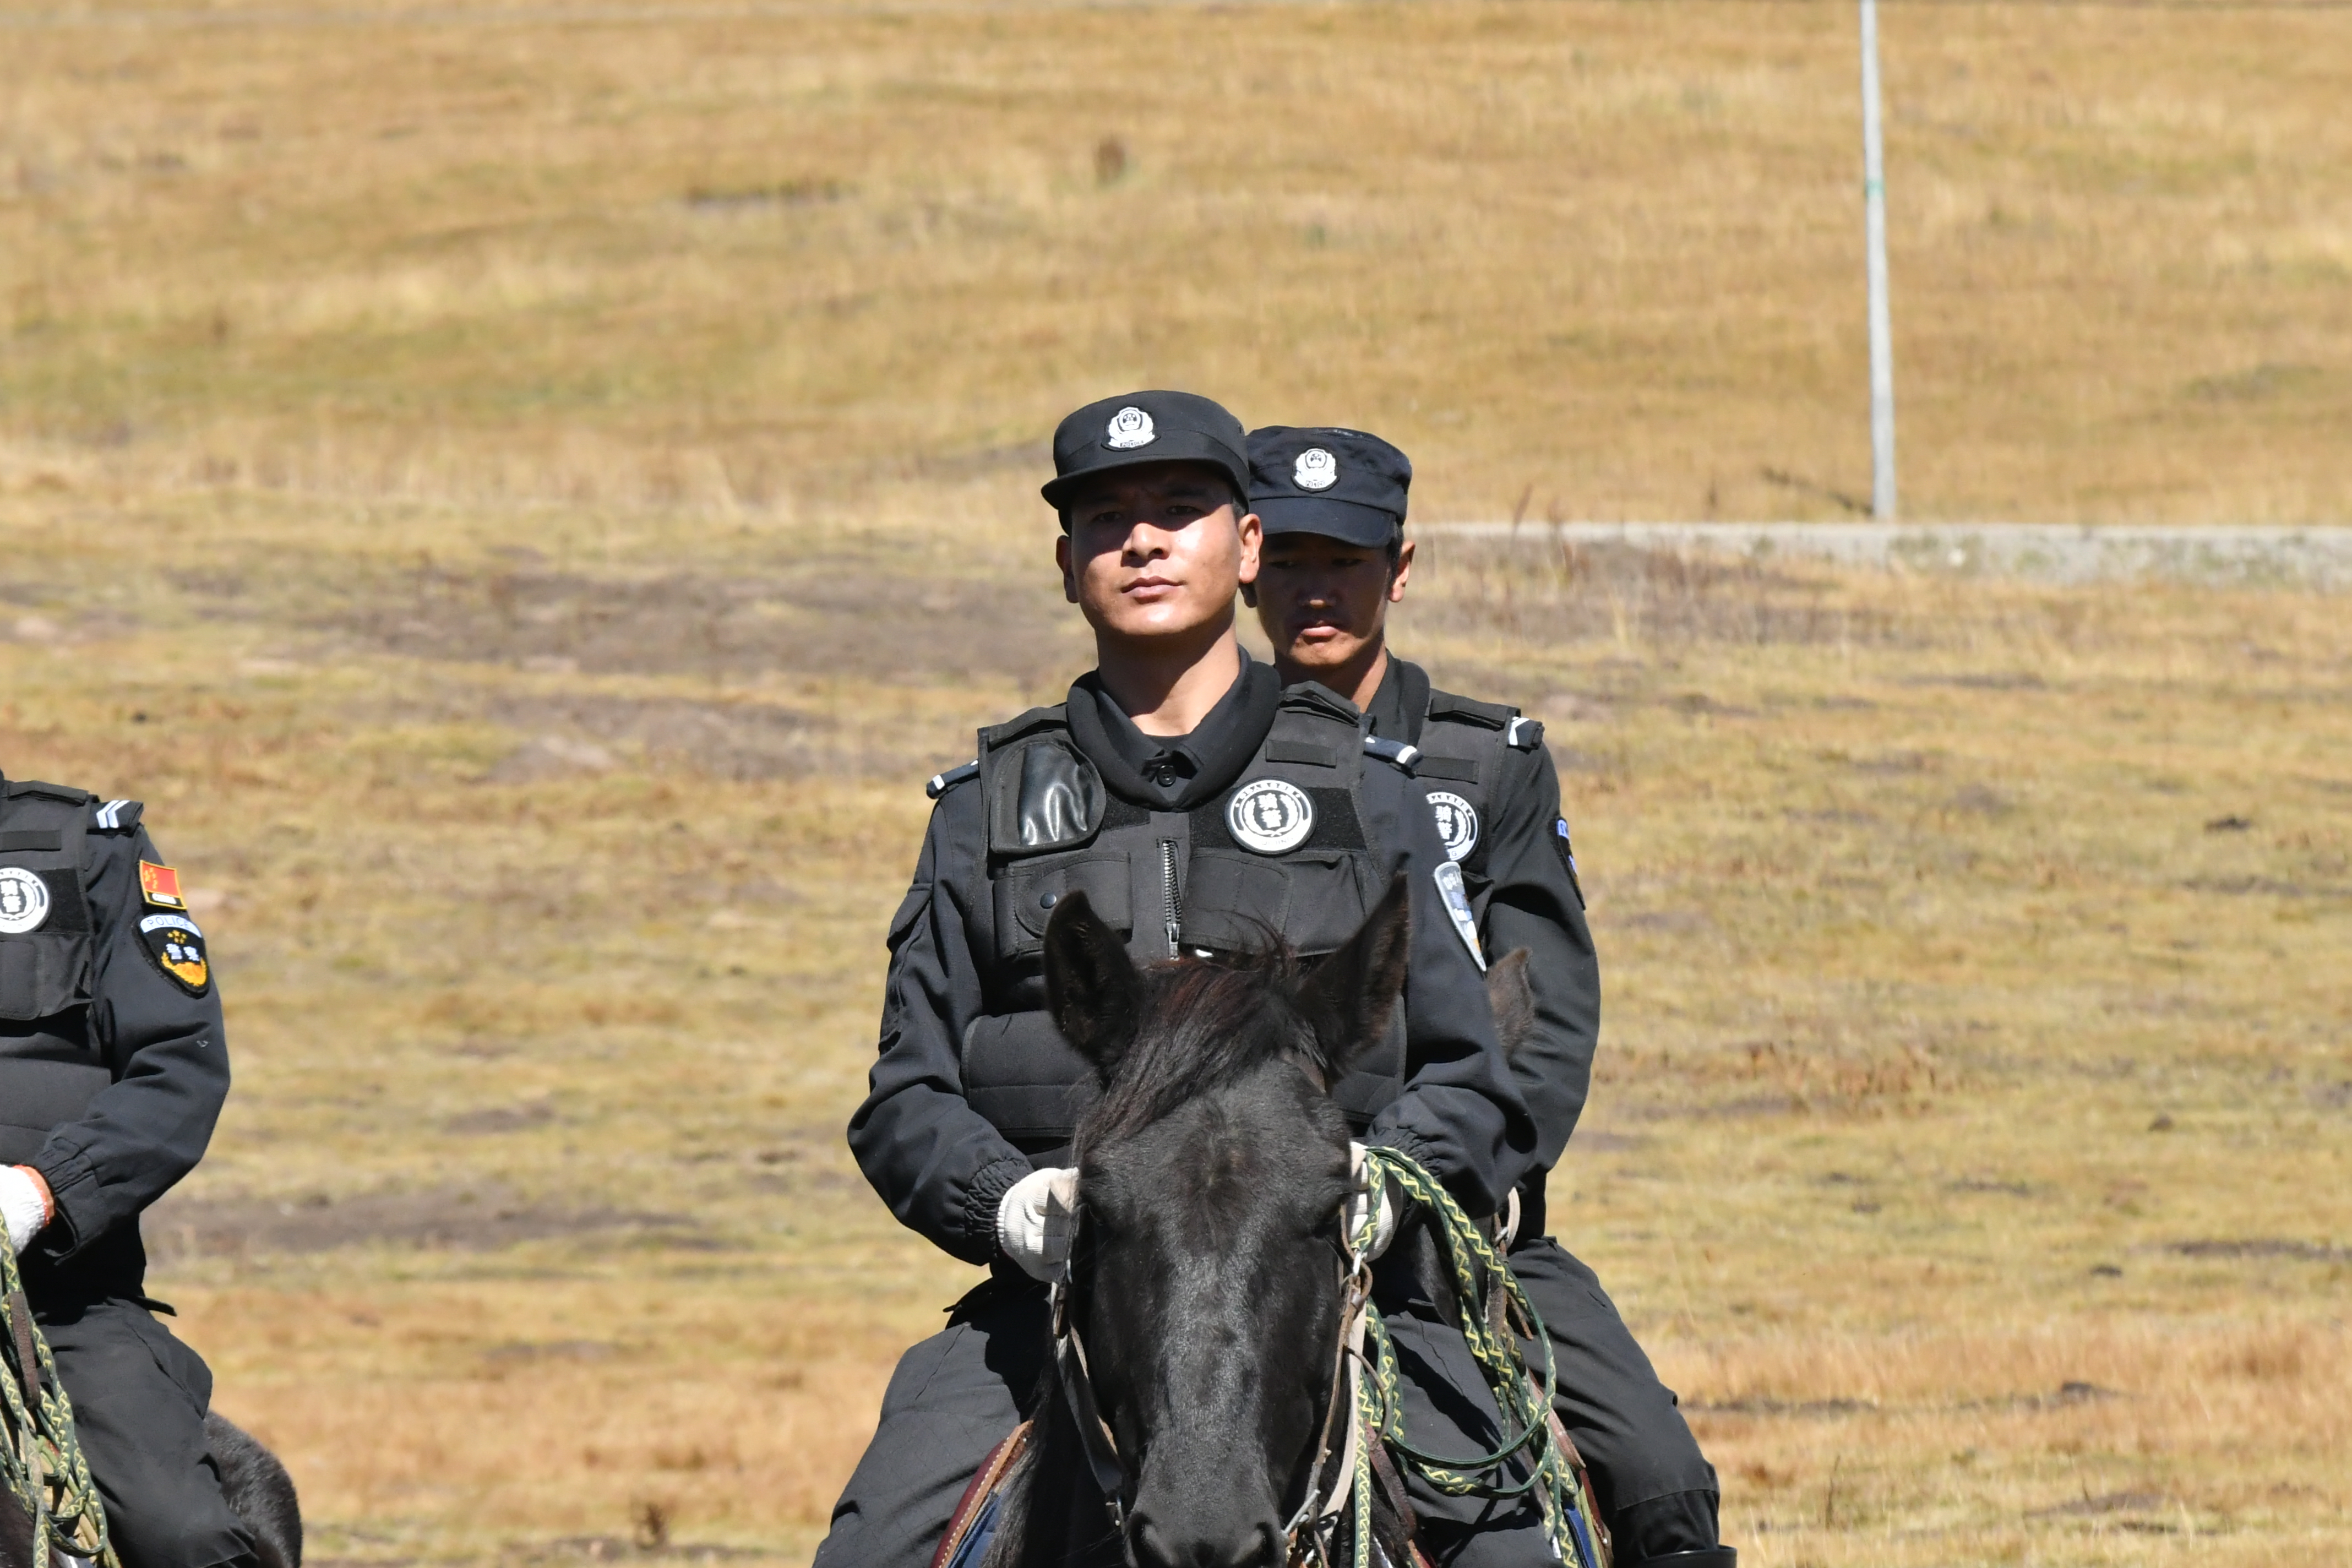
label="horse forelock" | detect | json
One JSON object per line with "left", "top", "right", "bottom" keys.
{"left": 1074, "top": 944, "right": 1317, "bottom": 1160}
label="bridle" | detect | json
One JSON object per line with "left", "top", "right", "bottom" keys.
{"left": 1041, "top": 1166, "right": 1380, "bottom": 1562}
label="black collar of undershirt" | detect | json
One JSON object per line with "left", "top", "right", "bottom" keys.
{"left": 1365, "top": 654, "right": 1432, "bottom": 747}
{"left": 1067, "top": 651, "right": 1281, "bottom": 812}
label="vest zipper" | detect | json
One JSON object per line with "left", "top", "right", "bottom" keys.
{"left": 1159, "top": 839, "right": 1183, "bottom": 957}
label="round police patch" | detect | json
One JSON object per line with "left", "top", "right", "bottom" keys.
{"left": 1293, "top": 447, "right": 1339, "bottom": 491}
{"left": 1226, "top": 778, "right": 1315, "bottom": 855}
{"left": 1104, "top": 406, "right": 1157, "bottom": 450}
{"left": 1428, "top": 791, "right": 1479, "bottom": 863}
{"left": 0, "top": 867, "right": 50, "bottom": 934}
{"left": 138, "top": 912, "right": 211, "bottom": 995}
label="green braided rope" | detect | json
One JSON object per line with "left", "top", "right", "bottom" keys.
{"left": 1343, "top": 1148, "right": 1608, "bottom": 1568}
{"left": 1, "top": 1240, "right": 118, "bottom": 1567}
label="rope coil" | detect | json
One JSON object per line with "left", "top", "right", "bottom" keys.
{"left": 1321, "top": 1148, "right": 1611, "bottom": 1568}
{"left": 1, "top": 1241, "right": 119, "bottom": 1568}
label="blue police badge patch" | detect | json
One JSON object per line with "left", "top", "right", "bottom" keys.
{"left": 1227, "top": 778, "right": 1315, "bottom": 854}
{"left": 0, "top": 866, "right": 51, "bottom": 934}
{"left": 139, "top": 911, "right": 211, "bottom": 995}
{"left": 1104, "top": 406, "right": 1157, "bottom": 450}
{"left": 1433, "top": 861, "right": 1485, "bottom": 971}
{"left": 1428, "top": 791, "right": 1479, "bottom": 863}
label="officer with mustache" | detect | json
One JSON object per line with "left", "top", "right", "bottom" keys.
{"left": 1245, "top": 425, "right": 1733, "bottom": 1568}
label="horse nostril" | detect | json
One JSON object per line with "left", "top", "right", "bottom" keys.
{"left": 1128, "top": 1513, "right": 1279, "bottom": 1568}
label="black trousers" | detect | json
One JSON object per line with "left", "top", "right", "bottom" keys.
{"left": 35, "top": 1299, "right": 258, "bottom": 1568}
{"left": 812, "top": 1242, "right": 1718, "bottom": 1568}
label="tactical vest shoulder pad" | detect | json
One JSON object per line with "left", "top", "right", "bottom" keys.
{"left": 1427, "top": 689, "right": 1543, "bottom": 752}
{"left": 3, "top": 778, "right": 96, "bottom": 808}
{"left": 90, "top": 798, "right": 144, "bottom": 833}
{"left": 979, "top": 705, "right": 1070, "bottom": 751}
{"left": 1424, "top": 691, "right": 1516, "bottom": 730}
{"left": 976, "top": 705, "right": 1104, "bottom": 859}
{"left": 926, "top": 762, "right": 978, "bottom": 800}
{"left": 1363, "top": 735, "right": 1421, "bottom": 772}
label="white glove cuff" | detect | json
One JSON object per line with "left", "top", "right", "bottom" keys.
{"left": 1, "top": 1165, "right": 51, "bottom": 1256}
{"left": 995, "top": 1166, "right": 1079, "bottom": 1283}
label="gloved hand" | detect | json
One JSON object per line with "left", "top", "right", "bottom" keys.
{"left": 1346, "top": 1143, "right": 1398, "bottom": 1260}
{"left": 996, "top": 1166, "right": 1079, "bottom": 1282}
{"left": 1, "top": 1165, "right": 52, "bottom": 1256}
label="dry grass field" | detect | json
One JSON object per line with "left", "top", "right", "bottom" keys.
{"left": 2, "top": 2, "right": 2348, "bottom": 1567}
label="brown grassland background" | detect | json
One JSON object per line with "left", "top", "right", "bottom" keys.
{"left": 2, "top": 2, "right": 2349, "bottom": 1566}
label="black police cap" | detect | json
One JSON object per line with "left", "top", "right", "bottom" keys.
{"left": 1042, "top": 390, "right": 1251, "bottom": 518}
{"left": 1246, "top": 426, "right": 1411, "bottom": 548}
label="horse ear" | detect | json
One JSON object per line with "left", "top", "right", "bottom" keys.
{"left": 1297, "top": 873, "right": 1412, "bottom": 1082}
{"left": 1043, "top": 890, "right": 1143, "bottom": 1075}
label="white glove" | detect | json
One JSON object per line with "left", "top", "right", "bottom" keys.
{"left": 1346, "top": 1143, "right": 1398, "bottom": 1260}
{"left": 996, "top": 1166, "right": 1079, "bottom": 1282}
{"left": 1, "top": 1165, "right": 52, "bottom": 1256}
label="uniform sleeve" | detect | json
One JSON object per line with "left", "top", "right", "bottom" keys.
{"left": 844, "top": 787, "right": 1033, "bottom": 1265}
{"left": 30, "top": 825, "right": 229, "bottom": 1264}
{"left": 1359, "top": 770, "right": 1538, "bottom": 1218}
{"left": 1480, "top": 744, "right": 1602, "bottom": 1169}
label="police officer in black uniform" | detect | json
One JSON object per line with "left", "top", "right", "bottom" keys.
{"left": 1245, "top": 426, "right": 1733, "bottom": 1568}
{"left": 0, "top": 775, "right": 259, "bottom": 1568}
{"left": 814, "top": 391, "right": 1553, "bottom": 1568}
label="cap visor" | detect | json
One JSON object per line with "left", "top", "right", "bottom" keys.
{"left": 1253, "top": 495, "right": 1401, "bottom": 547}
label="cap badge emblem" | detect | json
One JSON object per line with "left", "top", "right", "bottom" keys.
{"left": 0, "top": 867, "right": 51, "bottom": 934}
{"left": 1227, "top": 778, "right": 1315, "bottom": 855}
{"left": 1104, "top": 406, "right": 1157, "bottom": 450}
{"left": 1428, "top": 791, "right": 1480, "bottom": 862}
{"left": 1294, "top": 448, "right": 1339, "bottom": 491}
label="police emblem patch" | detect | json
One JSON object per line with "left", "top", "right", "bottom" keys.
{"left": 0, "top": 867, "right": 50, "bottom": 935}
{"left": 1293, "top": 448, "right": 1339, "bottom": 491}
{"left": 1428, "top": 791, "right": 1479, "bottom": 863}
{"left": 138, "top": 912, "right": 210, "bottom": 995}
{"left": 1434, "top": 861, "right": 1486, "bottom": 971}
{"left": 139, "top": 860, "right": 188, "bottom": 910}
{"left": 1226, "top": 778, "right": 1315, "bottom": 855}
{"left": 1104, "top": 406, "right": 1157, "bottom": 450}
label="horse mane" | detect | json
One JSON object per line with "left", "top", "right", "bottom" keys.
{"left": 1073, "top": 937, "right": 1314, "bottom": 1158}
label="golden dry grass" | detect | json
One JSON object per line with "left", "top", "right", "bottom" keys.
{"left": 1, "top": 3, "right": 2348, "bottom": 1567}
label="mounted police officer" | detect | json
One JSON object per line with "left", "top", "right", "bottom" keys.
{"left": 815, "top": 391, "right": 1554, "bottom": 1568}
{"left": 1245, "top": 426, "right": 1733, "bottom": 1568}
{"left": 0, "top": 775, "right": 259, "bottom": 1568}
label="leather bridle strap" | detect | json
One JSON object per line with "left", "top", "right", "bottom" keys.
{"left": 1048, "top": 1280, "right": 1129, "bottom": 1535}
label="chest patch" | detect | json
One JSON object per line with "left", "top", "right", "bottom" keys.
{"left": 1226, "top": 778, "right": 1316, "bottom": 855}
{"left": 139, "top": 912, "right": 211, "bottom": 995}
{"left": 1428, "top": 792, "right": 1479, "bottom": 862}
{"left": 0, "top": 866, "right": 50, "bottom": 934}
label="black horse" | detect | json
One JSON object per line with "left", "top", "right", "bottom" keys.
{"left": 0, "top": 1411, "right": 301, "bottom": 1568}
{"left": 981, "top": 874, "right": 1442, "bottom": 1568}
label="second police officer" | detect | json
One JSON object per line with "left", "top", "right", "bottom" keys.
{"left": 1245, "top": 425, "right": 1732, "bottom": 1568}
{"left": 815, "top": 391, "right": 1565, "bottom": 1568}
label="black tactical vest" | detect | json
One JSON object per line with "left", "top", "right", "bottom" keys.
{"left": 1409, "top": 690, "right": 1545, "bottom": 917}
{"left": 0, "top": 779, "right": 111, "bottom": 1168}
{"left": 957, "top": 685, "right": 1406, "bottom": 1156}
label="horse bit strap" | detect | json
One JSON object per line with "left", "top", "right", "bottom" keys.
{"left": 1047, "top": 1278, "right": 1130, "bottom": 1534}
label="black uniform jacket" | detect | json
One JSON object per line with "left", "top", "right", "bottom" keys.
{"left": 1366, "top": 658, "right": 1600, "bottom": 1178}
{"left": 18, "top": 818, "right": 228, "bottom": 1303}
{"left": 850, "top": 656, "right": 1538, "bottom": 1266}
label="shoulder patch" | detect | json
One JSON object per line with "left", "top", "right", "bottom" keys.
{"left": 1505, "top": 717, "right": 1544, "bottom": 750}
{"left": 138, "top": 911, "right": 211, "bottom": 996}
{"left": 91, "top": 798, "right": 144, "bottom": 833}
{"left": 1363, "top": 735, "right": 1422, "bottom": 772}
{"left": 927, "top": 760, "right": 979, "bottom": 800}
{"left": 139, "top": 861, "right": 188, "bottom": 910}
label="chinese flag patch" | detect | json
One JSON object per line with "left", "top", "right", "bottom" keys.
{"left": 139, "top": 861, "right": 187, "bottom": 910}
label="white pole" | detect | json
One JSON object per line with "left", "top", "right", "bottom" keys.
{"left": 1859, "top": 0, "right": 1897, "bottom": 520}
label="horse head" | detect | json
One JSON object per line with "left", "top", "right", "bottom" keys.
{"left": 1000, "top": 874, "right": 1411, "bottom": 1568}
